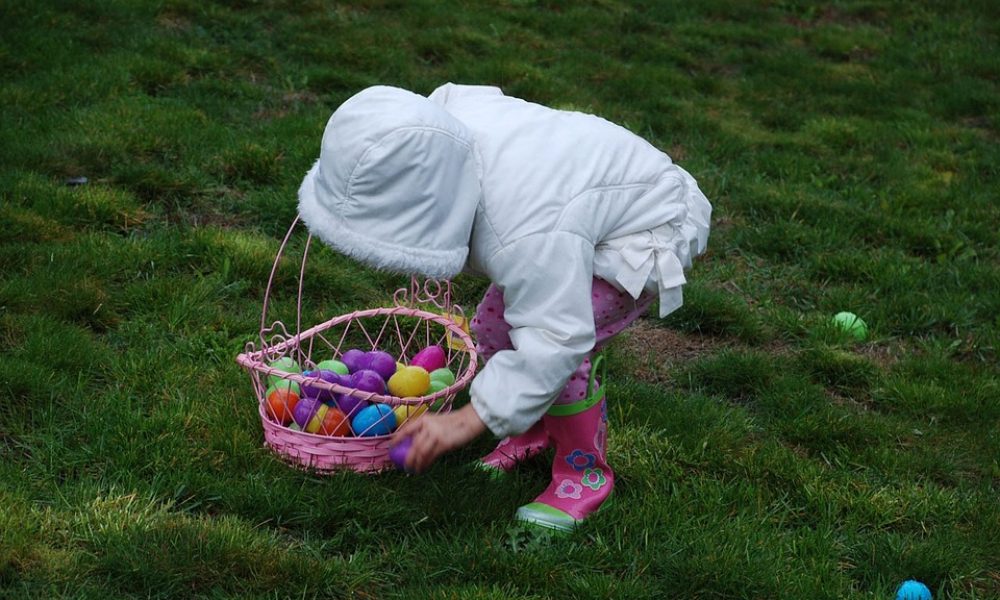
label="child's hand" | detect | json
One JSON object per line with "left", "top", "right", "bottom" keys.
{"left": 391, "top": 403, "right": 487, "bottom": 473}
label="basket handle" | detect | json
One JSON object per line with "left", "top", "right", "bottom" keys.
{"left": 258, "top": 216, "right": 312, "bottom": 366}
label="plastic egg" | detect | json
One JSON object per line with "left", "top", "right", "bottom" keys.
{"left": 318, "top": 406, "right": 351, "bottom": 436}
{"left": 351, "top": 369, "right": 387, "bottom": 394}
{"left": 265, "top": 385, "right": 300, "bottom": 425}
{"left": 388, "top": 366, "right": 431, "bottom": 398}
{"left": 393, "top": 403, "right": 428, "bottom": 427}
{"left": 268, "top": 379, "right": 301, "bottom": 396}
{"left": 337, "top": 394, "right": 367, "bottom": 418}
{"left": 427, "top": 379, "right": 448, "bottom": 395}
{"left": 337, "top": 369, "right": 385, "bottom": 416}
{"left": 832, "top": 311, "right": 868, "bottom": 341}
{"left": 301, "top": 369, "right": 342, "bottom": 404}
{"left": 292, "top": 396, "right": 324, "bottom": 432}
{"left": 351, "top": 404, "right": 396, "bottom": 437}
{"left": 410, "top": 345, "right": 446, "bottom": 372}
{"left": 365, "top": 350, "right": 398, "bottom": 381}
{"left": 315, "top": 359, "right": 349, "bottom": 375}
{"left": 389, "top": 436, "right": 413, "bottom": 471}
{"left": 429, "top": 367, "right": 455, "bottom": 387}
{"left": 267, "top": 357, "right": 301, "bottom": 387}
{"left": 293, "top": 401, "right": 345, "bottom": 435}
{"left": 895, "top": 581, "right": 932, "bottom": 600}
{"left": 340, "top": 349, "right": 369, "bottom": 373}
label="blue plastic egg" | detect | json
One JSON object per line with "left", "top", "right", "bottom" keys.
{"left": 350, "top": 403, "right": 396, "bottom": 437}
{"left": 896, "top": 580, "right": 932, "bottom": 600}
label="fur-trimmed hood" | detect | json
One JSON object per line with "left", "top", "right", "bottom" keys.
{"left": 298, "top": 86, "right": 481, "bottom": 279}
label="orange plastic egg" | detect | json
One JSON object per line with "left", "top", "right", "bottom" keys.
{"left": 318, "top": 406, "right": 351, "bottom": 436}
{"left": 266, "top": 386, "right": 300, "bottom": 425}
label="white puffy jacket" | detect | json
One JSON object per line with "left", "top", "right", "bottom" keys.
{"left": 298, "top": 84, "right": 711, "bottom": 437}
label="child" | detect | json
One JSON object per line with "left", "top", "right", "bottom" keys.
{"left": 298, "top": 84, "right": 711, "bottom": 532}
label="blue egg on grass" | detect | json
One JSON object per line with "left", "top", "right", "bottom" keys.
{"left": 896, "top": 580, "right": 932, "bottom": 600}
{"left": 351, "top": 403, "right": 396, "bottom": 437}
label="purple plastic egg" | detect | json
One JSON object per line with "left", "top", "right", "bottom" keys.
{"left": 351, "top": 369, "right": 387, "bottom": 395}
{"left": 340, "top": 349, "right": 369, "bottom": 373}
{"left": 365, "top": 350, "right": 398, "bottom": 381}
{"left": 292, "top": 396, "right": 323, "bottom": 429}
{"left": 336, "top": 394, "right": 367, "bottom": 418}
{"left": 389, "top": 436, "right": 413, "bottom": 472}
{"left": 336, "top": 369, "right": 384, "bottom": 417}
{"left": 301, "top": 369, "right": 341, "bottom": 403}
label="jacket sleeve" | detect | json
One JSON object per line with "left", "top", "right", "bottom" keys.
{"left": 470, "top": 231, "right": 597, "bottom": 437}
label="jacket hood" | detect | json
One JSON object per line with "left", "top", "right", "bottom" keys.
{"left": 298, "top": 86, "right": 481, "bottom": 279}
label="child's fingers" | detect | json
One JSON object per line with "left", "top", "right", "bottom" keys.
{"left": 390, "top": 417, "right": 419, "bottom": 446}
{"left": 407, "top": 429, "right": 432, "bottom": 473}
{"left": 406, "top": 424, "right": 442, "bottom": 474}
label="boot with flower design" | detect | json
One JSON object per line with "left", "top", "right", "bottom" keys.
{"left": 515, "top": 361, "right": 612, "bottom": 532}
{"left": 476, "top": 420, "right": 550, "bottom": 474}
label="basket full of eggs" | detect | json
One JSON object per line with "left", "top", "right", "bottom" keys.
{"left": 236, "top": 217, "right": 478, "bottom": 473}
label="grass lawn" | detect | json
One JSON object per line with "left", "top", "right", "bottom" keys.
{"left": 1, "top": 1, "right": 998, "bottom": 598}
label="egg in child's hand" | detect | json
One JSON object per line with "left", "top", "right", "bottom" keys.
{"left": 389, "top": 436, "right": 413, "bottom": 472}
{"left": 388, "top": 366, "right": 431, "bottom": 398}
{"left": 351, "top": 403, "right": 396, "bottom": 437}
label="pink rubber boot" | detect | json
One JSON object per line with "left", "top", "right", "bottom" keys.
{"left": 515, "top": 369, "right": 613, "bottom": 532}
{"left": 477, "top": 420, "right": 550, "bottom": 473}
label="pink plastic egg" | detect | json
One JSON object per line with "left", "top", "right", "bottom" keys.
{"left": 410, "top": 345, "right": 446, "bottom": 372}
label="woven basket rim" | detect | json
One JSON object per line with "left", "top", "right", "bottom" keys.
{"left": 237, "top": 305, "right": 477, "bottom": 408}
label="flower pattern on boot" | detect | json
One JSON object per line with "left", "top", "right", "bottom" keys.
{"left": 555, "top": 479, "right": 584, "bottom": 500}
{"left": 581, "top": 468, "right": 607, "bottom": 491}
{"left": 566, "top": 449, "right": 596, "bottom": 471}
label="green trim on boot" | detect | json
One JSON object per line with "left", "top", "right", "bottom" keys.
{"left": 472, "top": 460, "right": 509, "bottom": 480}
{"left": 515, "top": 494, "right": 615, "bottom": 534}
{"left": 545, "top": 353, "right": 607, "bottom": 418}
{"left": 515, "top": 502, "right": 577, "bottom": 533}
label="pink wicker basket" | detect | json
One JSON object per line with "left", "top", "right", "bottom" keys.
{"left": 236, "top": 217, "right": 478, "bottom": 473}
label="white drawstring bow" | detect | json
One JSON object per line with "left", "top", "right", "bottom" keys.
{"left": 607, "top": 230, "right": 688, "bottom": 318}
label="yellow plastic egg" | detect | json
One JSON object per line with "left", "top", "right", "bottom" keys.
{"left": 388, "top": 366, "right": 431, "bottom": 398}
{"left": 393, "top": 403, "right": 428, "bottom": 426}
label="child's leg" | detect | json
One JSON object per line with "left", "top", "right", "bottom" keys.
{"left": 468, "top": 284, "right": 511, "bottom": 361}
{"left": 472, "top": 285, "right": 550, "bottom": 472}
{"left": 551, "top": 278, "right": 656, "bottom": 407}
{"left": 516, "top": 278, "right": 654, "bottom": 531}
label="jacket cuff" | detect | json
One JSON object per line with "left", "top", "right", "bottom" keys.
{"left": 470, "top": 389, "right": 511, "bottom": 438}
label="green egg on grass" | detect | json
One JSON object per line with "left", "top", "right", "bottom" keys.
{"left": 832, "top": 311, "right": 868, "bottom": 341}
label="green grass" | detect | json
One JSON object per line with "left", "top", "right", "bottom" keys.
{"left": 2, "top": 0, "right": 998, "bottom": 598}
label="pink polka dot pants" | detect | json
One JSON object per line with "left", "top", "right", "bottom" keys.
{"left": 469, "top": 278, "right": 655, "bottom": 405}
